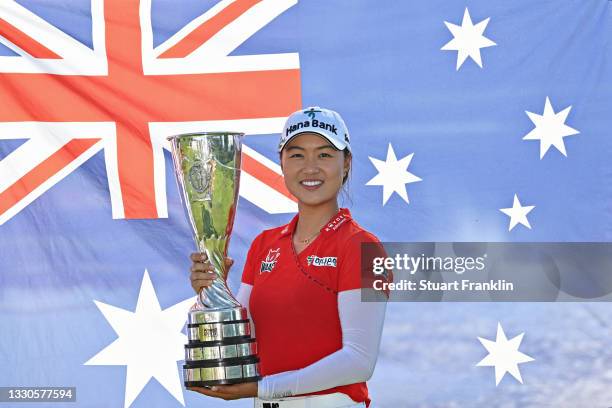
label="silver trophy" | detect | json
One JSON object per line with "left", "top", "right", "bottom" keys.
{"left": 167, "top": 132, "right": 260, "bottom": 387}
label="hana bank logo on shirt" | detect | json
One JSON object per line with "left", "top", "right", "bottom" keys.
{"left": 306, "top": 255, "right": 338, "bottom": 267}
{"left": 260, "top": 248, "right": 281, "bottom": 273}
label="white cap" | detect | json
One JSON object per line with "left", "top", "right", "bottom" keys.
{"left": 279, "top": 106, "right": 351, "bottom": 153}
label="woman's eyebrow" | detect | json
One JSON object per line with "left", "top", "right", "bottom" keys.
{"left": 285, "top": 145, "right": 334, "bottom": 151}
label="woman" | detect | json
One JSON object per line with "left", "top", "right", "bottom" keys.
{"left": 188, "top": 107, "right": 388, "bottom": 408}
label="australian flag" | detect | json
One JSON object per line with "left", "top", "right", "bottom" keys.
{"left": 1, "top": 1, "right": 611, "bottom": 407}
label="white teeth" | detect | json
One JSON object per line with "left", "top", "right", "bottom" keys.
{"left": 301, "top": 180, "right": 322, "bottom": 186}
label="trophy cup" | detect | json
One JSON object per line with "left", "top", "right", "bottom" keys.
{"left": 167, "top": 132, "right": 260, "bottom": 387}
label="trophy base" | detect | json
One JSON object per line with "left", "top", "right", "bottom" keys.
{"left": 186, "top": 338, "right": 257, "bottom": 361}
{"left": 183, "top": 356, "right": 261, "bottom": 386}
{"left": 187, "top": 319, "right": 251, "bottom": 343}
{"left": 189, "top": 306, "right": 248, "bottom": 324}
{"left": 184, "top": 307, "right": 261, "bottom": 387}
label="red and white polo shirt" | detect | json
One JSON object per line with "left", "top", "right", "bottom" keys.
{"left": 241, "top": 208, "right": 387, "bottom": 405}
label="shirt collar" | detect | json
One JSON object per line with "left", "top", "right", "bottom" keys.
{"left": 280, "top": 208, "right": 352, "bottom": 237}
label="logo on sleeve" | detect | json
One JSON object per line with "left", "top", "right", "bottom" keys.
{"left": 260, "top": 248, "right": 280, "bottom": 273}
{"left": 306, "top": 255, "right": 337, "bottom": 267}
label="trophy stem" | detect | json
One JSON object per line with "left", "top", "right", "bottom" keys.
{"left": 197, "top": 278, "right": 242, "bottom": 310}
{"left": 196, "top": 238, "right": 242, "bottom": 309}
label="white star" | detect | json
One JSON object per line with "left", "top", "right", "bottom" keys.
{"left": 366, "top": 143, "right": 422, "bottom": 205}
{"left": 523, "top": 97, "right": 580, "bottom": 159}
{"left": 441, "top": 7, "right": 497, "bottom": 70}
{"left": 476, "top": 322, "right": 535, "bottom": 386}
{"left": 85, "top": 270, "right": 195, "bottom": 408}
{"left": 499, "top": 194, "right": 535, "bottom": 231}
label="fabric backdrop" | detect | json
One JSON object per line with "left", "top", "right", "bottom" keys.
{"left": 1, "top": 1, "right": 611, "bottom": 407}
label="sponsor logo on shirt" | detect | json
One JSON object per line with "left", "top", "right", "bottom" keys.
{"left": 306, "top": 255, "right": 337, "bottom": 267}
{"left": 323, "top": 214, "right": 348, "bottom": 232}
{"left": 260, "top": 248, "right": 280, "bottom": 273}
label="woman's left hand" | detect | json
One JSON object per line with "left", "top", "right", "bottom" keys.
{"left": 187, "top": 382, "right": 257, "bottom": 400}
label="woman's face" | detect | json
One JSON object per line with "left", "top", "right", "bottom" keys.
{"left": 281, "top": 132, "right": 350, "bottom": 208}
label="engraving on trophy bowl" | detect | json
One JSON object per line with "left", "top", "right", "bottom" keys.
{"left": 188, "top": 159, "right": 212, "bottom": 197}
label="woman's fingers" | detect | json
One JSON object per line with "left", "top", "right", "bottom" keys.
{"left": 190, "top": 271, "right": 216, "bottom": 292}
{"left": 191, "top": 280, "right": 213, "bottom": 292}
{"left": 186, "top": 382, "right": 257, "bottom": 400}
{"left": 191, "top": 252, "right": 233, "bottom": 266}
{"left": 186, "top": 386, "right": 239, "bottom": 400}
{"left": 190, "top": 271, "right": 215, "bottom": 282}
{"left": 190, "top": 262, "right": 215, "bottom": 272}
{"left": 189, "top": 254, "right": 233, "bottom": 292}
{"left": 190, "top": 252, "right": 208, "bottom": 262}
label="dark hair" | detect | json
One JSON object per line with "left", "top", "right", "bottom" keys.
{"left": 341, "top": 148, "right": 351, "bottom": 185}
{"left": 339, "top": 148, "right": 353, "bottom": 206}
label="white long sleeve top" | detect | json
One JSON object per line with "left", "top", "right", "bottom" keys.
{"left": 235, "top": 284, "right": 386, "bottom": 400}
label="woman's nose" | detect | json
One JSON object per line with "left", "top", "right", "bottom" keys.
{"left": 302, "top": 157, "right": 320, "bottom": 173}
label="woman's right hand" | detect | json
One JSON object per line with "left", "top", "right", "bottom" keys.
{"left": 189, "top": 252, "right": 234, "bottom": 294}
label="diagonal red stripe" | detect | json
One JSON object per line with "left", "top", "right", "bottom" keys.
{"left": 242, "top": 152, "right": 296, "bottom": 202}
{"left": 0, "top": 18, "right": 61, "bottom": 59}
{"left": 159, "top": 0, "right": 261, "bottom": 58}
{"left": 0, "top": 138, "right": 100, "bottom": 215}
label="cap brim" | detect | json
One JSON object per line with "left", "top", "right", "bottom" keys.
{"left": 279, "top": 130, "right": 347, "bottom": 152}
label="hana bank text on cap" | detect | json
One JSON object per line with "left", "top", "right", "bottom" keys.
{"left": 279, "top": 106, "right": 351, "bottom": 153}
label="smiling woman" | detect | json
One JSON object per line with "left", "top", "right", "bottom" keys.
{"left": 188, "top": 107, "right": 390, "bottom": 408}
{"left": 280, "top": 133, "right": 350, "bottom": 233}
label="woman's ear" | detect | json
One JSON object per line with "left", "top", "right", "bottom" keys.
{"left": 344, "top": 154, "right": 352, "bottom": 173}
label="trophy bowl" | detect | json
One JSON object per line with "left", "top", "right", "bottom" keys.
{"left": 167, "top": 132, "right": 260, "bottom": 386}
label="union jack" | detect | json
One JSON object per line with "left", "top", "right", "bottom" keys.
{"left": 0, "top": 0, "right": 300, "bottom": 225}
